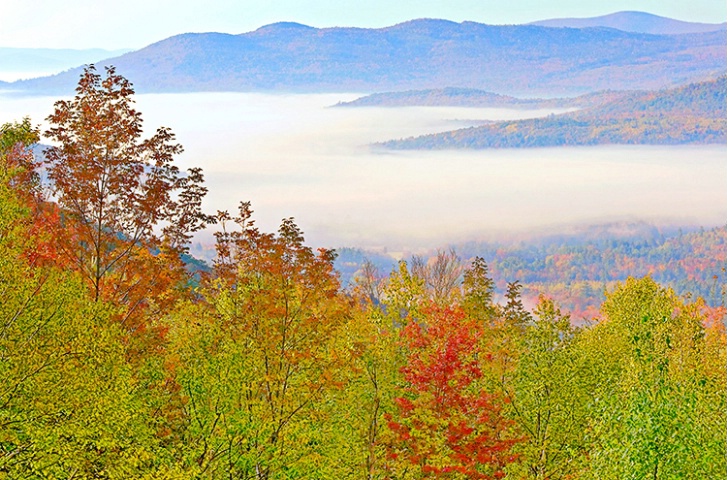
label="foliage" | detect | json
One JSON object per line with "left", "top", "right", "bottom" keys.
{"left": 166, "top": 203, "right": 353, "bottom": 478}
{"left": 0, "top": 131, "right": 160, "bottom": 478}
{"left": 578, "top": 277, "right": 726, "bottom": 479}
{"left": 501, "top": 298, "right": 590, "bottom": 479}
{"left": 385, "top": 305, "right": 521, "bottom": 479}
{"left": 43, "top": 65, "right": 210, "bottom": 326}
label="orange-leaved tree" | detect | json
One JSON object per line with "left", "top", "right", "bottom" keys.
{"left": 43, "top": 65, "right": 211, "bottom": 326}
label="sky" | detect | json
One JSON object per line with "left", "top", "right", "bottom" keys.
{"left": 2, "top": 0, "right": 726, "bottom": 50}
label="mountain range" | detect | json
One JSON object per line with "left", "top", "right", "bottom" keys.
{"left": 378, "top": 76, "right": 726, "bottom": 149}
{"left": 5, "top": 12, "right": 726, "bottom": 96}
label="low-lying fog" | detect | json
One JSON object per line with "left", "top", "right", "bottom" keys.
{"left": 2, "top": 92, "right": 726, "bottom": 251}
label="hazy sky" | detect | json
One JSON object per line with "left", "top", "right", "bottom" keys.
{"left": 3, "top": 0, "right": 726, "bottom": 50}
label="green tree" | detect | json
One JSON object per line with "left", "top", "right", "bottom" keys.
{"left": 579, "top": 277, "right": 726, "bottom": 479}
{"left": 503, "top": 298, "right": 590, "bottom": 479}
{"left": 462, "top": 256, "right": 498, "bottom": 322}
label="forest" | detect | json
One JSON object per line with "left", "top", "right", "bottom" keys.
{"left": 1, "top": 66, "right": 725, "bottom": 479}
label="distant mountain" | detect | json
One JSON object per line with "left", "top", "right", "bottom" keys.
{"left": 333, "top": 87, "right": 630, "bottom": 109}
{"left": 9, "top": 18, "right": 726, "bottom": 96}
{"left": 379, "top": 76, "right": 727, "bottom": 149}
{"left": 529, "top": 11, "right": 726, "bottom": 35}
{"left": 0, "top": 47, "right": 131, "bottom": 81}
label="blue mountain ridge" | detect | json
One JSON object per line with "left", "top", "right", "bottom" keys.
{"left": 7, "top": 13, "right": 726, "bottom": 96}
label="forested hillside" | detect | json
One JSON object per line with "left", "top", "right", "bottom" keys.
{"left": 1, "top": 66, "right": 724, "bottom": 478}
{"left": 464, "top": 224, "right": 727, "bottom": 318}
{"left": 381, "top": 75, "right": 726, "bottom": 148}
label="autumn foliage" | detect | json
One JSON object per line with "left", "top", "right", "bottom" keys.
{"left": 0, "top": 67, "right": 724, "bottom": 479}
{"left": 43, "top": 65, "right": 210, "bottom": 329}
{"left": 386, "top": 305, "right": 520, "bottom": 479}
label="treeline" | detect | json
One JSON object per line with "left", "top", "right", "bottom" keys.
{"left": 338, "top": 224, "right": 727, "bottom": 320}
{"left": 1, "top": 67, "right": 725, "bottom": 479}
{"left": 466, "top": 225, "right": 727, "bottom": 319}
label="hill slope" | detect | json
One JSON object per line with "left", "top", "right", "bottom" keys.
{"left": 379, "top": 76, "right": 727, "bottom": 149}
{"left": 10, "top": 19, "right": 726, "bottom": 96}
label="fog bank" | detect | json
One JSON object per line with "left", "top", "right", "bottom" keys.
{"left": 2, "top": 92, "right": 725, "bottom": 250}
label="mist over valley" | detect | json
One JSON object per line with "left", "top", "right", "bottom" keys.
{"left": 1, "top": 10, "right": 724, "bottom": 255}
{"left": 3, "top": 91, "right": 723, "bottom": 253}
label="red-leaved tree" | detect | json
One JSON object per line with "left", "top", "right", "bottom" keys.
{"left": 385, "top": 305, "right": 521, "bottom": 479}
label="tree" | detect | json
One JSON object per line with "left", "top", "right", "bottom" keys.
{"left": 383, "top": 260, "right": 426, "bottom": 324}
{"left": 385, "top": 305, "right": 521, "bottom": 479}
{"left": 0, "top": 134, "right": 161, "bottom": 478}
{"left": 0, "top": 119, "right": 64, "bottom": 267}
{"left": 578, "top": 277, "right": 726, "bottom": 479}
{"left": 462, "top": 256, "right": 498, "bottom": 322}
{"left": 0, "top": 118, "right": 40, "bottom": 197}
{"left": 169, "top": 204, "right": 353, "bottom": 478}
{"left": 43, "top": 65, "right": 210, "bottom": 321}
{"left": 502, "top": 281, "right": 532, "bottom": 328}
{"left": 336, "top": 266, "right": 411, "bottom": 479}
{"left": 412, "top": 249, "right": 464, "bottom": 305}
{"left": 502, "top": 298, "right": 590, "bottom": 479}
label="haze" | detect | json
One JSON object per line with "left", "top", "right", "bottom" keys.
{"left": 2, "top": 92, "right": 724, "bottom": 251}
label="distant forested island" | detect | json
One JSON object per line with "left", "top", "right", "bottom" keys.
{"left": 375, "top": 76, "right": 726, "bottom": 149}
{"left": 333, "top": 87, "right": 627, "bottom": 109}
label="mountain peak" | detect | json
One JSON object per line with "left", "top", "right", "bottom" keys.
{"left": 529, "top": 11, "right": 726, "bottom": 35}
{"left": 251, "top": 22, "right": 316, "bottom": 35}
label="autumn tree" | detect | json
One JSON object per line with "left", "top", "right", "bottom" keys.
{"left": 0, "top": 118, "right": 40, "bottom": 197}
{"left": 385, "top": 305, "right": 521, "bottom": 479}
{"left": 43, "top": 65, "right": 210, "bottom": 324}
{"left": 0, "top": 126, "right": 165, "bottom": 477}
{"left": 167, "top": 203, "right": 353, "bottom": 477}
